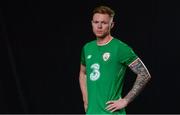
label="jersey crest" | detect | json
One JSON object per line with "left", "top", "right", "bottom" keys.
{"left": 102, "top": 52, "right": 110, "bottom": 61}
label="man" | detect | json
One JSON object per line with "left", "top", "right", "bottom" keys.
{"left": 79, "top": 5, "right": 151, "bottom": 114}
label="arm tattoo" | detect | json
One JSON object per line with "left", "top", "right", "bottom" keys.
{"left": 124, "top": 58, "right": 151, "bottom": 104}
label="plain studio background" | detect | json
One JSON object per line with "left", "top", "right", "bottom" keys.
{"left": 0, "top": 0, "right": 180, "bottom": 114}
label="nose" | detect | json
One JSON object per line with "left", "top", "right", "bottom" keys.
{"left": 97, "top": 23, "right": 102, "bottom": 28}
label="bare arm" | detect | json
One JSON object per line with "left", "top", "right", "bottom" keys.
{"left": 106, "top": 58, "right": 151, "bottom": 112}
{"left": 124, "top": 58, "right": 151, "bottom": 104}
{"left": 79, "top": 64, "right": 88, "bottom": 112}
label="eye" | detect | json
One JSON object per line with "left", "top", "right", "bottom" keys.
{"left": 102, "top": 21, "right": 107, "bottom": 24}
{"left": 93, "top": 21, "right": 99, "bottom": 24}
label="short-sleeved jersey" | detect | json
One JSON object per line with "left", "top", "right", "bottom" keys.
{"left": 81, "top": 38, "right": 138, "bottom": 114}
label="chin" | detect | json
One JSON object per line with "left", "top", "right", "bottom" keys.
{"left": 95, "top": 34, "right": 105, "bottom": 38}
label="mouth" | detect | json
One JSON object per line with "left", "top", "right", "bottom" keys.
{"left": 97, "top": 31, "right": 103, "bottom": 34}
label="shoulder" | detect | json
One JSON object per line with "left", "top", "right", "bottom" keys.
{"left": 83, "top": 40, "right": 96, "bottom": 49}
{"left": 113, "top": 38, "right": 131, "bottom": 48}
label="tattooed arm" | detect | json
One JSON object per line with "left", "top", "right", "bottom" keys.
{"left": 106, "top": 58, "right": 151, "bottom": 112}
{"left": 124, "top": 58, "right": 151, "bottom": 103}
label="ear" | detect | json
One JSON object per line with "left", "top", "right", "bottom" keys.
{"left": 110, "top": 22, "right": 114, "bottom": 29}
{"left": 91, "top": 20, "right": 93, "bottom": 25}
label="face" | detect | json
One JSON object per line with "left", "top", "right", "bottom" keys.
{"left": 92, "top": 13, "right": 114, "bottom": 38}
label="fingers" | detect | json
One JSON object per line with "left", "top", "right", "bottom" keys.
{"left": 105, "top": 101, "right": 114, "bottom": 110}
{"left": 106, "top": 99, "right": 127, "bottom": 113}
{"left": 105, "top": 101, "right": 117, "bottom": 112}
{"left": 106, "top": 101, "right": 114, "bottom": 105}
{"left": 111, "top": 107, "right": 118, "bottom": 112}
{"left": 106, "top": 104, "right": 118, "bottom": 112}
{"left": 106, "top": 103, "right": 114, "bottom": 110}
{"left": 84, "top": 103, "right": 88, "bottom": 112}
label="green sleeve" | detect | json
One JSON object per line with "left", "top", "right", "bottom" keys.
{"left": 118, "top": 44, "right": 138, "bottom": 66}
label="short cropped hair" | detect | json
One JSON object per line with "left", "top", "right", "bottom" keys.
{"left": 92, "top": 6, "right": 115, "bottom": 18}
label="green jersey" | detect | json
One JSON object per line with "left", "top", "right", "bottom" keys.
{"left": 81, "top": 38, "right": 138, "bottom": 114}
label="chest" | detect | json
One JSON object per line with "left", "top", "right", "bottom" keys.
{"left": 85, "top": 46, "right": 119, "bottom": 66}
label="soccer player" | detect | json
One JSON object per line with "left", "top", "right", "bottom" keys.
{"left": 79, "top": 5, "right": 151, "bottom": 114}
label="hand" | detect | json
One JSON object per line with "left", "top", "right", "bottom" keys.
{"left": 105, "top": 98, "right": 128, "bottom": 113}
{"left": 84, "top": 102, "right": 88, "bottom": 112}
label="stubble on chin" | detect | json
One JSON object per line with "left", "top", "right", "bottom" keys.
{"left": 95, "top": 32, "right": 108, "bottom": 39}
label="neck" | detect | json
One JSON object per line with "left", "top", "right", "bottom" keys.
{"left": 97, "top": 35, "right": 113, "bottom": 46}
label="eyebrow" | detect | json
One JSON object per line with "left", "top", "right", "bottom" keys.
{"left": 93, "top": 20, "right": 108, "bottom": 23}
